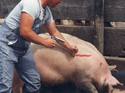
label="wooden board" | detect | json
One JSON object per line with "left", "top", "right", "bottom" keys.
{"left": 94, "top": 0, "right": 104, "bottom": 53}
{"left": 0, "top": 0, "right": 18, "bottom": 17}
{"left": 104, "top": 27, "right": 125, "bottom": 56}
{"left": 106, "top": 56, "right": 125, "bottom": 71}
{"left": 51, "top": 0, "right": 95, "bottom": 20}
{"left": 0, "top": 0, "right": 95, "bottom": 20}
{"left": 106, "top": 56, "right": 125, "bottom": 84}
{"left": 105, "top": 0, "right": 125, "bottom": 22}
{"left": 2, "top": 0, "right": 125, "bottom": 22}
{"left": 42, "top": 25, "right": 95, "bottom": 43}
{"left": 1, "top": 0, "right": 125, "bottom": 21}
{"left": 57, "top": 25, "right": 95, "bottom": 43}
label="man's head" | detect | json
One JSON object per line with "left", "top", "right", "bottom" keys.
{"left": 46, "top": 0, "right": 62, "bottom": 7}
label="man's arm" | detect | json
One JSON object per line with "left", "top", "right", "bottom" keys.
{"left": 44, "top": 21, "right": 78, "bottom": 56}
{"left": 20, "top": 12, "right": 55, "bottom": 48}
{"left": 45, "top": 22, "right": 66, "bottom": 41}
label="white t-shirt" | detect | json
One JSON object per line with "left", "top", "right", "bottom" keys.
{"left": 5, "top": 0, "right": 54, "bottom": 33}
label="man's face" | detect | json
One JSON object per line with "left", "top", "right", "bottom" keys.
{"left": 48, "top": 0, "right": 62, "bottom": 7}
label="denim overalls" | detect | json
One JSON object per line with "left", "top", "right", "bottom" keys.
{"left": 0, "top": 21, "right": 41, "bottom": 93}
{"left": 0, "top": 3, "right": 53, "bottom": 92}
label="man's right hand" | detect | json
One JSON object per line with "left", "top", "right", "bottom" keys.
{"left": 66, "top": 45, "right": 78, "bottom": 57}
{"left": 42, "top": 38, "right": 56, "bottom": 48}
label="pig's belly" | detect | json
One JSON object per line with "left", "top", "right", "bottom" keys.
{"left": 35, "top": 52, "right": 76, "bottom": 85}
{"left": 37, "top": 63, "right": 65, "bottom": 85}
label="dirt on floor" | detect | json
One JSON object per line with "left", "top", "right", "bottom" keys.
{"left": 113, "top": 86, "right": 125, "bottom": 93}
{"left": 113, "top": 89, "right": 125, "bottom": 93}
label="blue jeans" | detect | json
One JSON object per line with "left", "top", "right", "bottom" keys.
{"left": 0, "top": 23, "right": 41, "bottom": 93}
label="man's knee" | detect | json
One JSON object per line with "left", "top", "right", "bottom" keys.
{"left": 22, "top": 72, "right": 41, "bottom": 93}
{"left": 0, "top": 59, "right": 14, "bottom": 93}
{"left": 23, "top": 80, "right": 41, "bottom": 93}
{"left": 0, "top": 80, "right": 13, "bottom": 93}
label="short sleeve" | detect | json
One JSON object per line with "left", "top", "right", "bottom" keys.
{"left": 44, "top": 7, "right": 54, "bottom": 24}
{"left": 21, "top": 0, "right": 38, "bottom": 19}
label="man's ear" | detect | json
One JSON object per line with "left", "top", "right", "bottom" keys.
{"left": 42, "top": 0, "right": 48, "bottom": 7}
{"left": 46, "top": 0, "right": 50, "bottom": 4}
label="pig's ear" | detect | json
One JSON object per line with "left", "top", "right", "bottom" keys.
{"left": 107, "top": 75, "right": 121, "bottom": 86}
{"left": 108, "top": 65, "right": 117, "bottom": 72}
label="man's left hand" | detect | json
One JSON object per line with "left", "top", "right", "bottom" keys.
{"left": 67, "top": 45, "right": 78, "bottom": 57}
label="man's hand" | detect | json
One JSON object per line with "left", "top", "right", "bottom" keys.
{"left": 45, "top": 21, "right": 78, "bottom": 56}
{"left": 64, "top": 44, "right": 78, "bottom": 57}
{"left": 42, "top": 38, "right": 56, "bottom": 48}
{"left": 67, "top": 45, "right": 78, "bottom": 57}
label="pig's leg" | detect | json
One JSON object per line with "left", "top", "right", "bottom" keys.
{"left": 76, "top": 81, "right": 98, "bottom": 93}
{"left": 97, "top": 84, "right": 113, "bottom": 93}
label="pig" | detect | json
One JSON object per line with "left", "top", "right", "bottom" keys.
{"left": 29, "top": 33, "right": 120, "bottom": 93}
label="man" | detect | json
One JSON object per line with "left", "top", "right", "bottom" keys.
{"left": 0, "top": 0, "right": 78, "bottom": 93}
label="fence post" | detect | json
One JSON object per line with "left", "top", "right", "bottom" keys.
{"left": 94, "top": 0, "right": 104, "bottom": 54}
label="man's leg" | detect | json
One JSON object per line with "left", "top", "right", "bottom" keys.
{"left": 0, "top": 43, "right": 17, "bottom": 93}
{"left": 15, "top": 47, "right": 41, "bottom": 93}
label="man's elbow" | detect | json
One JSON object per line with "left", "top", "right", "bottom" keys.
{"left": 20, "top": 28, "right": 30, "bottom": 39}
